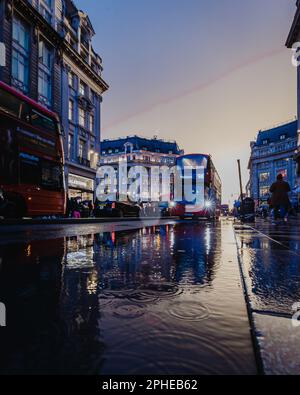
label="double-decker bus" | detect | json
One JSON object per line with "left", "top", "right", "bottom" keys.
{"left": 170, "top": 153, "right": 222, "bottom": 219}
{"left": 0, "top": 82, "right": 66, "bottom": 218}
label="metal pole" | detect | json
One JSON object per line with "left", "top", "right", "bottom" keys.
{"left": 237, "top": 159, "right": 245, "bottom": 219}
{"left": 0, "top": 42, "right": 6, "bottom": 67}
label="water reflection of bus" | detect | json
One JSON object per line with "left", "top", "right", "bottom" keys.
{"left": 171, "top": 154, "right": 222, "bottom": 219}
{"left": 0, "top": 82, "right": 66, "bottom": 218}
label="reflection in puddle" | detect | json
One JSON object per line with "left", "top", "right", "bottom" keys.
{"left": 235, "top": 225, "right": 300, "bottom": 314}
{"left": 0, "top": 223, "right": 255, "bottom": 375}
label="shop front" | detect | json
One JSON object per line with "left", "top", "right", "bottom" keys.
{"left": 68, "top": 173, "right": 95, "bottom": 202}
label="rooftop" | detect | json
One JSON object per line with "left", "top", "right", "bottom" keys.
{"left": 101, "top": 135, "right": 183, "bottom": 155}
{"left": 254, "top": 120, "right": 298, "bottom": 147}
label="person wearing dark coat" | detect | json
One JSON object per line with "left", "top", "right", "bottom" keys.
{"left": 269, "top": 174, "right": 291, "bottom": 221}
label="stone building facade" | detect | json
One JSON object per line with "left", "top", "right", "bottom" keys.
{"left": 248, "top": 120, "right": 298, "bottom": 206}
{"left": 0, "top": 0, "right": 108, "bottom": 200}
{"left": 100, "top": 136, "right": 184, "bottom": 202}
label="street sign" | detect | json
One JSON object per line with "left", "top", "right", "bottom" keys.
{"left": 0, "top": 42, "right": 6, "bottom": 67}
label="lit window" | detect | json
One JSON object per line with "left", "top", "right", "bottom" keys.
{"left": 89, "top": 114, "right": 94, "bottom": 132}
{"left": 68, "top": 100, "right": 74, "bottom": 121}
{"left": 259, "top": 187, "right": 269, "bottom": 198}
{"left": 259, "top": 172, "right": 270, "bottom": 182}
{"left": 79, "top": 81, "right": 86, "bottom": 96}
{"left": 78, "top": 139, "right": 85, "bottom": 158}
{"left": 79, "top": 107, "right": 85, "bottom": 127}
{"left": 68, "top": 134, "right": 74, "bottom": 160}
{"left": 68, "top": 71, "right": 75, "bottom": 88}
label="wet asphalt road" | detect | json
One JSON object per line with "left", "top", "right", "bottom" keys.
{"left": 0, "top": 219, "right": 257, "bottom": 375}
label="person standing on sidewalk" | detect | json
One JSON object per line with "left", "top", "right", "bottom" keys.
{"left": 269, "top": 174, "right": 291, "bottom": 224}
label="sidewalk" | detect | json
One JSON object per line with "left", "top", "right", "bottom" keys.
{"left": 234, "top": 217, "right": 300, "bottom": 375}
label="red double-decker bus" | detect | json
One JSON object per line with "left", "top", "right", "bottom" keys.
{"left": 170, "top": 153, "right": 222, "bottom": 219}
{"left": 0, "top": 82, "right": 66, "bottom": 218}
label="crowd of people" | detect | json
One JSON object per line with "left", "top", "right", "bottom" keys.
{"left": 66, "top": 198, "right": 94, "bottom": 219}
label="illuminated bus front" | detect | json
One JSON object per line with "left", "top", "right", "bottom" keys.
{"left": 172, "top": 154, "right": 221, "bottom": 219}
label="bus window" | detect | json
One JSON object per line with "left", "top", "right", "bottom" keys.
{"left": 41, "top": 160, "right": 63, "bottom": 191}
{"left": 0, "top": 89, "right": 21, "bottom": 118}
{"left": 19, "top": 152, "right": 40, "bottom": 185}
{"left": 31, "top": 109, "right": 56, "bottom": 134}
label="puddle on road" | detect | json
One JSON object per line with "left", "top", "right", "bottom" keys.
{"left": 0, "top": 222, "right": 256, "bottom": 375}
{"left": 235, "top": 223, "right": 300, "bottom": 315}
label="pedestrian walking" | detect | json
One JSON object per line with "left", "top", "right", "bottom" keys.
{"left": 269, "top": 174, "right": 291, "bottom": 225}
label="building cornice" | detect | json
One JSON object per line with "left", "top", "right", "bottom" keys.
{"left": 62, "top": 42, "right": 109, "bottom": 93}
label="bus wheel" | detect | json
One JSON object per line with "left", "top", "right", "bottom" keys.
{"left": 5, "top": 197, "right": 26, "bottom": 219}
{"left": 5, "top": 202, "right": 18, "bottom": 219}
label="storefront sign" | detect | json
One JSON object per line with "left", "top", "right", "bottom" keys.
{"left": 69, "top": 174, "right": 94, "bottom": 191}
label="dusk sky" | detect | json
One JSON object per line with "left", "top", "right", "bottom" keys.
{"left": 76, "top": 0, "right": 297, "bottom": 204}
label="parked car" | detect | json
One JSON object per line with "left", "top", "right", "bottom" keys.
{"left": 94, "top": 201, "right": 141, "bottom": 218}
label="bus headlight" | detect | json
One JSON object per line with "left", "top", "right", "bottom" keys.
{"left": 205, "top": 201, "right": 212, "bottom": 209}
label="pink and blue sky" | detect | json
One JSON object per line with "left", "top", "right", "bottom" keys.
{"left": 76, "top": 0, "right": 297, "bottom": 204}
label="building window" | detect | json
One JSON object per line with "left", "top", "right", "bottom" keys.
{"left": 79, "top": 81, "right": 86, "bottom": 96}
{"left": 68, "top": 134, "right": 74, "bottom": 160}
{"left": 38, "top": 40, "right": 53, "bottom": 106}
{"left": 39, "top": 0, "right": 52, "bottom": 24}
{"left": 275, "top": 159, "right": 289, "bottom": 168}
{"left": 89, "top": 113, "right": 94, "bottom": 132}
{"left": 257, "top": 162, "right": 269, "bottom": 170}
{"left": 259, "top": 172, "right": 270, "bottom": 183}
{"left": 91, "top": 90, "right": 97, "bottom": 104}
{"left": 12, "top": 17, "right": 30, "bottom": 93}
{"left": 68, "top": 100, "right": 74, "bottom": 121}
{"left": 79, "top": 107, "right": 86, "bottom": 127}
{"left": 78, "top": 139, "right": 85, "bottom": 158}
{"left": 277, "top": 169, "right": 288, "bottom": 180}
{"left": 259, "top": 187, "right": 269, "bottom": 198}
{"left": 68, "top": 71, "right": 75, "bottom": 88}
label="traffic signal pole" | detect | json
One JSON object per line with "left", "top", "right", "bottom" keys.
{"left": 237, "top": 159, "right": 245, "bottom": 220}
